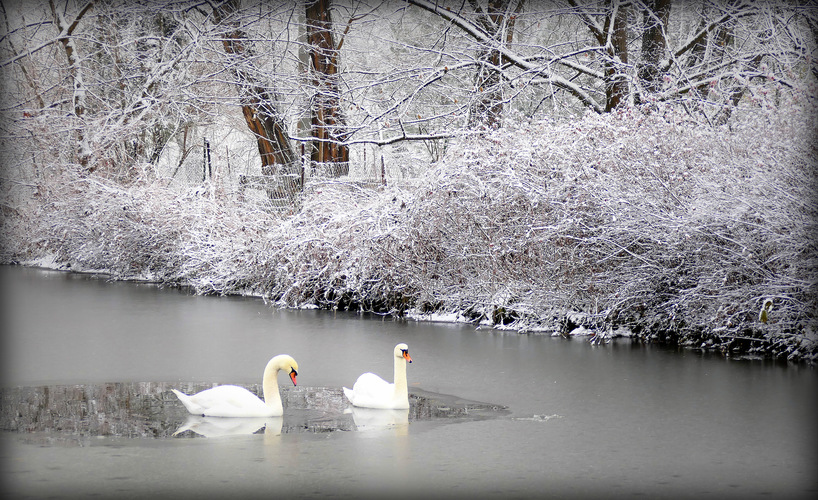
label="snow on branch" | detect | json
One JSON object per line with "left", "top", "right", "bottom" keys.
{"left": 405, "top": 0, "right": 605, "bottom": 113}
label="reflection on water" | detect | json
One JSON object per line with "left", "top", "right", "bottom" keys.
{"left": 173, "top": 415, "right": 280, "bottom": 437}
{"left": 0, "top": 382, "right": 506, "bottom": 443}
{"left": 347, "top": 407, "right": 410, "bottom": 434}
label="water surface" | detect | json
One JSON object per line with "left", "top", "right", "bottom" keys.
{"left": 1, "top": 265, "right": 816, "bottom": 499}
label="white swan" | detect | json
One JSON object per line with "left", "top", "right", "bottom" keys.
{"left": 343, "top": 343, "right": 412, "bottom": 409}
{"left": 172, "top": 354, "right": 298, "bottom": 417}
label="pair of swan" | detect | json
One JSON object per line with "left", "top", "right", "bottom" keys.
{"left": 172, "top": 343, "right": 412, "bottom": 417}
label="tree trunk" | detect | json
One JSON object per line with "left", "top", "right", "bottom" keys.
{"left": 604, "top": 1, "right": 629, "bottom": 111}
{"left": 49, "top": 0, "right": 94, "bottom": 170}
{"left": 213, "top": 0, "right": 300, "bottom": 203}
{"left": 467, "top": 0, "right": 523, "bottom": 129}
{"left": 712, "top": 53, "right": 763, "bottom": 126}
{"left": 567, "top": 0, "right": 629, "bottom": 112}
{"left": 469, "top": 45, "right": 504, "bottom": 129}
{"left": 637, "top": 0, "right": 671, "bottom": 98}
{"left": 306, "top": 0, "right": 349, "bottom": 176}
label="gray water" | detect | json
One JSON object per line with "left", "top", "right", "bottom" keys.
{"left": 1, "top": 265, "right": 816, "bottom": 499}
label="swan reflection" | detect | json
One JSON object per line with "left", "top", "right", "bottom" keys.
{"left": 347, "top": 407, "right": 409, "bottom": 435}
{"left": 173, "top": 415, "right": 282, "bottom": 438}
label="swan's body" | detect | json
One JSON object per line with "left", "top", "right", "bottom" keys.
{"left": 172, "top": 354, "right": 298, "bottom": 417}
{"left": 343, "top": 343, "right": 412, "bottom": 409}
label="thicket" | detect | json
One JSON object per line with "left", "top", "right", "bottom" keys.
{"left": 1, "top": 105, "right": 815, "bottom": 363}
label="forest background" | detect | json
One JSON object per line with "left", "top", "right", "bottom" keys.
{"left": 1, "top": 0, "right": 816, "bottom": 362}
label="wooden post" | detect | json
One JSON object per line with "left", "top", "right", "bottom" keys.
{"left": 202, "top": 138, "right": 211, "bottom": 181}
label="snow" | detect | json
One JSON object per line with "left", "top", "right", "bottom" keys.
{"left": 1, "top": 102, "right": 816, "bottom": 362}
{"left": 25, "top": 253, "right": 63, "bottom": 270}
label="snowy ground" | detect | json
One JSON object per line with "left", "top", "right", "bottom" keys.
{"left": 1, "top": 107, "right": 816, "bottom": 363}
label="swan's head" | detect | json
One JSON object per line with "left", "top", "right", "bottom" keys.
{"left": 394, "top": 343, "right": 412, "bottom": 363}
{"left": 272, "top": 354, "right": 299, "bottom": 386}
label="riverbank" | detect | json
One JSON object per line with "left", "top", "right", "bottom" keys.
{"left": 1, "top": 109, "right": 816, "bottom": 363}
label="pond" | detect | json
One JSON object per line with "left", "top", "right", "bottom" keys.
{"left": 1, "top": 265, "right": 816, "bottom": 499}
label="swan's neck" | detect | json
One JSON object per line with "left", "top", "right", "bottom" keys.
{"left": 261, "top": 360, "right": 283, "bottom": 408}
{"left": 393, "top": 357, "right": 408, "bottom": 400}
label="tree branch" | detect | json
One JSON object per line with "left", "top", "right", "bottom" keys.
{"left": 405, "top": 0, "right": 604, "bottom": 113}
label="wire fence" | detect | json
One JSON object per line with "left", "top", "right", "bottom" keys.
{"left": 162, "top": 138, "right": 430, "bottom": 211}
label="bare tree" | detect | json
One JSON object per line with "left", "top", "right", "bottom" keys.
{"left": 3, "top": 0, "right": 814, "bottom": 195}
{"left": 405, "top": 0, "right": 814, "bottom": 123}
{"left": 2, "top": 0, "right": 210, "bottom": 182}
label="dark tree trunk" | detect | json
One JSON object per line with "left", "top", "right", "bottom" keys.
{"left": 568, "top": 0, "right": 629, "bottom": 112}
{"left": 306, "top": 0, "right": 349, "bottom": 176}
{"left": 604, "top": 1, "right": 629, "bottom": 111}
{"left": 638, "top": 0, "right": 671, "bottom": 98}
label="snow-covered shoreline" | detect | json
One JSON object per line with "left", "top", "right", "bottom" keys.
{"left": 2, "top": 111, "right": 816, "bottom": 363}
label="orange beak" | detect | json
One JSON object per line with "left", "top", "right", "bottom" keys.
{"left": 289, "top": 370, "right": 297, "bottom": 386}
{"left": 403, "top": 351, "right": 413, "bottom": 363}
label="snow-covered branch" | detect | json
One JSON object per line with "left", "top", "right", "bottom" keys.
{"left": 405, "top": 0, "right": 605, "bottom": 113}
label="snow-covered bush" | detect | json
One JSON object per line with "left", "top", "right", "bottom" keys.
{"left": 1, "top": 103, "right": 815, "bottom": 362}
{"left": 385, "top": 106, "right": 817, "bottom": 362}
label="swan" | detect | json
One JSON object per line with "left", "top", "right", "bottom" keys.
{"left": 343, "top": 343, "right": 412, "bottom": 409}
{"left": 171, "top": 354, "right": 298, "bottom": 417}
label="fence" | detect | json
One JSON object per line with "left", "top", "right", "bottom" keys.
{"left": 164, "top": 138, "right": 430, "bottom": 210}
